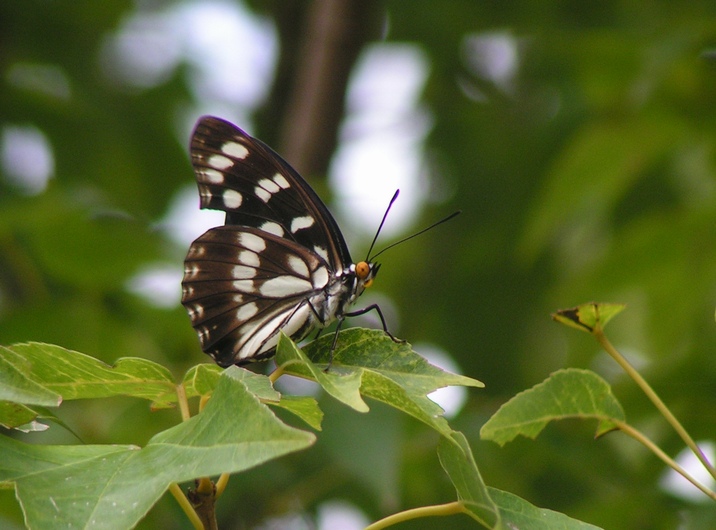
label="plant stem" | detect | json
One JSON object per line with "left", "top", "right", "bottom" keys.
{"left": 169, "top": 483, "right": 203, "bottom": 530}
{"left": 215, "top": 472, "right": 230, "bottom": 497}
{"left": 176, "top": 384, "right": 191, "bottom": 422}
{"left": 615, "top": 420, "right": 716, "bottom": 501}
{"left": 189, "top": 478, "right": 218, "bottom": 530}
{"left": 595, "top": 329, "right": 716, "bottom": 480}
{"left": 199, "top": 394, "right": 210, "bottom": 413}
{"left": 269, "top": 365, "right": 285, "bottom": 384}
{"left": 364, "top": 501, "right": 465, "bottom": 530}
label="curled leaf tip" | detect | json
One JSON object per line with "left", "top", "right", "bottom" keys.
{"left": 553, "top": 302, "right": 626, "bottom": 334}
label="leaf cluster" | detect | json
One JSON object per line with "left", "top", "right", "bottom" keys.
{"left": 1, "top": 328, "right": 621, "bottom": 530}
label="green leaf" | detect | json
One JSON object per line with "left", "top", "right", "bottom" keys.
{"left": 438, "top": 433, "right": 604, "bottom": 529}
{"left": 480, "top": 369, "right": 625, "bottom": 446}
{"left": 2, "top": 343, "right": 177, "bottom": 408}
{"left": 276, "top": 333, "right": 368, "bottom": 412}
{"left": 227, "top": 367, "right": 281, "bottom": 402}
{"left": 1, "top": 366, "right": 315, "bottom": 530}
{"left": 552, "top": 302, "right": 626, "bottom": 333}
{"left": 182, "top": 363, "right": 223, "bottom": 399}
{"left": 0, "top": 401, "right": 44, "bottom": 430}
{"left": 488, "top": 487, "right": 603, "bottom": 529}
{"left": 270, "top": 395, "right": 324, "bottom": 431}
{"left": 0, "top": 402, "right": 80, "bottom": 436}
{"left": 280, "top": 329, "right": 483, "bottom": 438}
{"left": 438, "top": 431, "right": 500, "bottom": 528}
{"left": 0, "top": 345, "right": 62, "bottom": 406}
{"left": 182, "top": 363, "right": 322, "bottom": 429}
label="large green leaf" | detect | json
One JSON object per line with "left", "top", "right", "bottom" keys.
{"left": 181, "top": 363, "right": 223, "bottom": 400}
{"left": 488, "top": 488, "right": 603, "bottom": 530}
{"left": 278, "top": 329, "right": 483, "bottom": 438}
{"left": 0, "top": 345, "right": 61, "bottom": 406}
{"left": 0, "top": 366, "right": 315, "bottom": 530}
{"left": 276, "top": 333, "right": 368, "bottom": 412}
{"left": 480, "top": 368, "right": 625, "bottom": 446}
{"left": 438, "top": 432, "right": 603, "bottom": 529}
{"left": 0, "top": 401, "right": 48, "bottom": 430}
{"left": 182, "top": 362, "right": 323, "bottom": 430}
{"left": 438, "top": 431, "right": 500, "bottom": 528}
{"left": 269, "top": 395, "right": 324, "bottom": 431}
{"left": 1, "top": 343, "right": 176, "bottom": 409}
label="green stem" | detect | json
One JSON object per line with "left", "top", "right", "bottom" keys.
{"left": 614, "top": 420, "right": 716, "bottom": 501}
{"left": 365, "top": 501, "right": 466, "bottom": 530}
{"left": 176, "top": 383, "right": 191, "bottom": 422}
{"left": 169, "top": 483, "right": 203, "bottom": 530}
{"left": 269, "top": 365, "right": 285, "bottom": 384}
{"left": 595, "top": 329, "right": 716, "bottom": 481}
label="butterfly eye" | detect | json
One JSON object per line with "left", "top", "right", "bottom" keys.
{"left": 356, "top": 261, "right": 371, "bottom": 279}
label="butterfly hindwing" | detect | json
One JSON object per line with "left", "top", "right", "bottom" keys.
{"left": 182, "top": 225, "right": 331, "bottom": 366}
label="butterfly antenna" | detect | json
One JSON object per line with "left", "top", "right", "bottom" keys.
{"left": 365, "top": 189, "right": 401, "bottom": 261}
{"left": 370, "top": 209, "right": 461, "bottom": 261}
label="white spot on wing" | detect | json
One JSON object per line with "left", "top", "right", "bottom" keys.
{"left": 255, "top": 177, "right": 281, "bottom": 203}
{"left": 231, "top": 265, "right": 256, "bottom": 279}
{"left": 236, "top": 301, "right": 259, "bottom": 321}
{"left": 187, "top": 245, "right": 205, "bottom": 258}
{"left": 184, "top": 264, "right": 200, "bottom": 278}
{"left": 222, "top": 189, "right": 243, "bottom": 208}
{"left": 255, "top": 187, "right": 271, "bottom": 203}
{"left": 187, "top": 304, "right": 204, "bottom": 319}
{"left": 232, "top": 279, "right": 257, "bottom": 293}
{"left": 237, "top": 232, "right": 266, "bottom": 252}
{"left": 238, "top": 250, "right": 260, "bottom": 267}
{"left": 260, "top": 276, "right": 312, "bottom": 297}
{"left": 222, "top": 141, "right": 249, "bottom": 159}
{"left": 237, "top": 304, "right": 311, "bottom": 360}
{"left": 208, "top": 154, "right": 232, "bottom": 169}
{"left": 199, "top": 186, "right": 212, "bottom": 202}
{"left": 273, "top": 173, "right": 290, "bottom": 189}
{"left": 259, "top": 178, "right": 280, "bottom": 193}
{"left": 260, "top": 221, "right": 284, "bottom": 237}
{"left": 313, "top": 246, "right": 329, "bottom": 262}
{"left": 202, "top": 168, "right": 224, "bottom": 183}
{"left": 287, "top": 255, "right": 309, "bottom": 278}
{"left": 312, "top": 267, "right": 329, "bottom": 288}
{"left": 290, "top": 216, "right": 315, "bottom": 233}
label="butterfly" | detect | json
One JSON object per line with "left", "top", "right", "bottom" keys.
{"left": 181, "top": 116, "right": 399, "bottom": 367}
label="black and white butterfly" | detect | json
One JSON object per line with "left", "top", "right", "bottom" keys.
{"left": 181, "top": 116, "right": 398, "bottom": 367}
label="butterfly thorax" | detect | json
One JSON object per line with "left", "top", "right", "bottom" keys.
{"left": 311, "top": 260, "right": 379, "bottom": 330}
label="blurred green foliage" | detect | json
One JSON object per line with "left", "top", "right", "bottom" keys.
{"left": 2, "top": 1, "right": 716, "bottom": 528}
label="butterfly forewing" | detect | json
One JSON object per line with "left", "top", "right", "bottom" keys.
{"left": 190, "top": 117, "right": 351, "bottom": 268}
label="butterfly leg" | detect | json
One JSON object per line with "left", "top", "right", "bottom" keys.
{"left": 327, "top": 304, "right": 404, "bottom": 372}
{"left": 344, "top": 304, "right": 405, "bottom": 344}
{"left": 325, "top": 317, "right": 347, "bottom": 371}
{"left": 305, "top": 300, "right": 326, "bottom": 340}
{"left": 301, "top": 299, "right": 336, "bottom": 370}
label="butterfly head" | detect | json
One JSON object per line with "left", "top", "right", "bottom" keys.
{"left": 355, "top": 260, "right": 380, "bottom": 291}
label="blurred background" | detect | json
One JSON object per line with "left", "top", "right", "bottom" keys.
{"left": 2, "top": 1, "right": 716, "bottom": 528}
